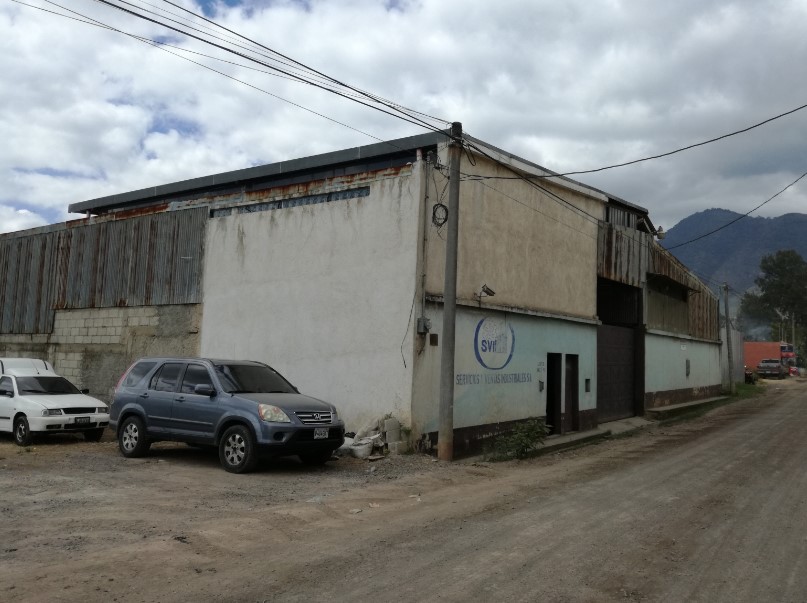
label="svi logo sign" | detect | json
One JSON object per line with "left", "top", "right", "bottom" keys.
{"left": 474, "top": 317, "right": 515, "bottom": 370}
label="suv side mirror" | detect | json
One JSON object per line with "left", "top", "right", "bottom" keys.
{"left": 80, "top": 388, "right": 90, "bottom": 394}
{"left": 0, "top": 388, "right": 13, "bottom": 398}
{"left": 194, "top": 384, "right": 216, "bottom": 397}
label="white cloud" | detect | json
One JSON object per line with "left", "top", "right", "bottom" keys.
{"left": 0, "top": 206, "right": 48, "bottom": 234}
{"left": 1, "top": 0, "right": 806, "bottom": 236}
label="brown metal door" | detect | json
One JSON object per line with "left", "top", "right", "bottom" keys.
{"left": 565, "top": 355, "right": 580, "bottom": 432}
{"left": 597, "top": 325, "right": 635, "bottom": 422}
{"left": 546, "top": 354, "right": 562, "bottom": 434}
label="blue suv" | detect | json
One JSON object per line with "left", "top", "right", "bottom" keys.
{"left": 109, "top": 358, "right": 345, "bottom": 473}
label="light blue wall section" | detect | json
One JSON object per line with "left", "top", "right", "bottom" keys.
{"left": 411, "top": 305, "right": 597, "bottom": 434}
{"left": 645, "top": 332, "right": 721, "bottom": 392}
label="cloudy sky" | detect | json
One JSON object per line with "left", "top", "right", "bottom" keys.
{"left": 2, "top": 0, "right": 806, "bottom": 234}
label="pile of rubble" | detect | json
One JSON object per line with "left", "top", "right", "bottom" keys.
{"left": 341, "top": 416, "right": 409, "bottom": 460}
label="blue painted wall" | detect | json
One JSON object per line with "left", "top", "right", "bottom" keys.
{"left": 412, "top": 305, "right": 597, "bottom": 434}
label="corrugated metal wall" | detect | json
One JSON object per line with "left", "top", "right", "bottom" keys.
{"left": 0, "top": 208, "right": 206, "bottom": 334}
{"left": 598, "top": 222, "right": 720, "bottom": 341}
{"left": 597, "top": 223, "right": 649, "bottom": 288}
{"left": 648, "top": 244, "right": 719, "bottom": 341}
{"left": 0, "top": 230, "right": 60, "bottom": 333}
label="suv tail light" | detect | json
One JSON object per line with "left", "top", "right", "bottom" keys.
{"left": 114, "top": 367, "right": 131, "bottom": 391}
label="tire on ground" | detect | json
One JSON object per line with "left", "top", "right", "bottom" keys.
{"left": 219, "top": 424, "right": 259, "bottom": 474}
{"left": 13, "top": 416, "right": 33, "bottom": 447}
{"left": 118, "top": 415, "right": 151, "bottom": 458}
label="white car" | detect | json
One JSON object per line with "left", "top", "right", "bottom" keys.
{"left": 0, "top": 358, "right": 110, "bottom": 446}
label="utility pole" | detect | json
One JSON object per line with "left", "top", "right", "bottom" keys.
{"left": 723, "top": 283, "right": 736, "bottom": 395}
{"left": 792, "top": 313, "right": 796, "bottom": 348}
{"left": 438, "top": 122, "right": 462, "bottom": 462}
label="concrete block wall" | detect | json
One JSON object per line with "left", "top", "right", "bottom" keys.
{"left": 0, "top": 334, "right": 51, "bottom": 370}
{"left": 0, "top": 304, "right": 201, "bottom": 402}
{"left": 51, "top": 306, "right": 160, "bottom": 346}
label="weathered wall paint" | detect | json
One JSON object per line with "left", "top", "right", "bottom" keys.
{"left": 411, "top": 305, "right": 597, "bottom": 436}
{"left": 424, "top": 146, "right": 604, "bottom": 319}
{"left": 200, "top": 166, "right": 423, "bottom": 431}
{"left": 645, "top": 331, "right": 721, "bottom": 396}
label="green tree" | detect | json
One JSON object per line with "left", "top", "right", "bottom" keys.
{"left": 740, "top": 250, "right": 807, "bottom": 357}
{"left": 755, "top": 250, "right": 807, "bottom": 327}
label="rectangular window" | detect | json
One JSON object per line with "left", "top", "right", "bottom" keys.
{"left": 149, "top": 363, "right": 184, "bottom": 393}
{"left": 124, "top": 361, "right": 158, "bottom": 388}
{"left": 180, "top": 364, "right": 214, "bottom": 394}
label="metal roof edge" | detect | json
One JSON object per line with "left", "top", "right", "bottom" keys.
{"left": 463, "top": 134, "right": 652, "bottom": 214}
{"left": 68, "top": 130, "right": 449, "bottom": 215}
{"left": 463, "top": 134, "right": 611, "bottom": 204}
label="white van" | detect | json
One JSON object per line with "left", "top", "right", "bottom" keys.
{"left": 0, "top": 358, "right": 109, "bottom": 446}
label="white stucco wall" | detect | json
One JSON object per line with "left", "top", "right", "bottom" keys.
{"left": 200, "top": 166, "right": 424, "bottom": 431}
{"left": 645, "top": 331, "right": 721, "bottom": 394}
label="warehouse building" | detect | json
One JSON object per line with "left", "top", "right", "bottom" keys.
{"left": 0, "top": 131, "right": 722, "bottom": 455}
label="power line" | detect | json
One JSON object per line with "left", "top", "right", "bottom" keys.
{"left": 27, "top": 0, "right": 458, "bottom": 154}
{"left": 666, "top": 169, "right": 807, "bottom": 250}
{"left": 155, "top": 0, "right": 450, "bottom": 128}
{"left": 27, "top": 0, "right": 391, "bottom": 143}
{"left": 464, "top": 177, "right": 600, "bottom": 242}
{"left": 557, "top": 102, "right": 807, "bottom": 177}
{"left": 86, "top": 0, "right": 450, "bottom": 135}
{"left": 156, "top": 0, "right": 449, "bottom": 127}
{"left": 459, "top": 101, "right": 807, "bottom": 182}
{"left": 113, "top": 0, "right": 365, "bottom": 96}
{"left": 92, "top": 0, "right": 451, "bottom": 135}
{"left": 459, "top": 140, "right": 605, "bottom": 228}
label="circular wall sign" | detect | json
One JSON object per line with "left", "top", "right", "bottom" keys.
{"left": 473, "top": 318, "right": 515, "bottom": 370}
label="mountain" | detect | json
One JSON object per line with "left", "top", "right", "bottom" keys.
{"left": 661, "top": 209, "right": 807, "bottom": 294}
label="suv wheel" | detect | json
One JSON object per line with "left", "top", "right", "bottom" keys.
{"left": 219, "top": 425, "right": 258, "bottom": 474}
{"left": 13, "top": 416, "right": 33, "bottom": 446}
{"left": 118, "top": 416, "right": 151, "bottom": 458}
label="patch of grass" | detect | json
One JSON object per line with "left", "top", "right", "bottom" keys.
{"left": 486, "top": 418, "right": 549, "bottom": 461}
{"left": 733, "top": 382, "right": 765, "bottom": 399}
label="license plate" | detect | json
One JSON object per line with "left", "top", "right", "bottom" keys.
{"left": 313, "top": 428, "right": 329, "bottom": 439}
{"left": 75, "top": 417, "right": 90, "bottom": 424}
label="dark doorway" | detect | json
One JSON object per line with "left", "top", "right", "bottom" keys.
{"left": 546, "top": 353, "right": 562, "bottom": 435}
{"left": 565, "top": 354, "right": 580, "bottom": 432}
{"left": 597, "top": 277, "right": 643, "bottom": 423}
{"left": 597, "top": 325, "right": 635, "bottom": 422}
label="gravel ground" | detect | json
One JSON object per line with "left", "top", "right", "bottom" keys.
{"left": 2, "top": 379, "right": 804, "bottom": 602}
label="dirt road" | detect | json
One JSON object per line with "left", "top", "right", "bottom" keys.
{"left": 2, "top": 379, "right": 806, "bottom": 602}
